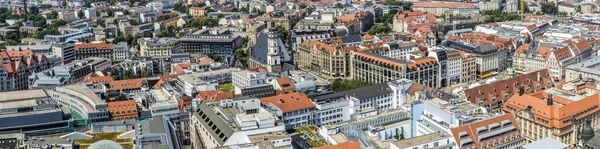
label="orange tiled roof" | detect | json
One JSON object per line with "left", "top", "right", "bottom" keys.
{"left": 503, "top": 93, "right": 600, "bottom": 130}
{"left": 464, "top": 69, "right": 553, "bottom": 106}
{"left": 197, "top": 91, "right": 233, "bottom": 102}
{"left": 413, "top": 1, "right": 475, "bottom": 8}
{"left": 336, "top": 14, "right": 356, "bottom": 22}
{"left": 276, "top": 77, "right": 295, "bottom": 93}
{"left": 109, "top": 78, "right": 147, "bottom": 91}
{"left": 450, "top": 114, "right": 521, "bottom": 149}
{"left": 74, "top": 42, "right": 114, "bottom": 51}
{"left": 84, "top": 75, "right": 114, "bottom": 84}
{"left": 260, "top": 92, "right": 315, "bottom": 113}
{"left": 311, "top": 141, "right": 361, "bottom": 149}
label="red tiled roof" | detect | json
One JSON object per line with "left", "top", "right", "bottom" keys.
{"left": 276, "top": 77, "right": 295, "bottom": 93}
{"left": 197, "top": 91, "right": 233, "bottom": 102}
{"left": 450, "top": 114, "right": 521, "bottom": 149}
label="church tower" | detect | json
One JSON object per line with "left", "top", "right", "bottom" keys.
{"left": 267, "top": 28, "right": 281, "bottom": 67}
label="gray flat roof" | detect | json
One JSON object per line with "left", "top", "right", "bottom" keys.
{"left": 522, "top": 137, "right": 568, "bottom": 149}
{"left": 0, "top": 89, "right": 48, "bottom": 102}
{"left": 566, "top": 57, "right": 600, "bottom": 75}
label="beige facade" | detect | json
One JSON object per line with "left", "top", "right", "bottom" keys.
{"left": 138, "top": 37, "right": 178, "bottom": 57}
{"left": 460, "top": 52, "right": 476, "bottom": 83}
{"left": 298, "top": 40, "right": 351, "bottom": 78}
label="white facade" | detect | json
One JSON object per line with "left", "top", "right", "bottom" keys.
{"left": 390, "top": 133, "right": 455, "bottom": 149}
{"left": 84, "top": 9, "right": 96, "bottom": 19}
{"left": 232, "top": 69, "right": 269, "bottom": 94}
{"left": 113, "top": 42, "right": 129, "bottom": 61}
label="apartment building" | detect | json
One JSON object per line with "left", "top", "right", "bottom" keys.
{"left": 412, "top": 2, "right": 479, "bottom": 18}
{"left": 565, "top": 57, "right": 600, "bottom": 81}
{"left": 450, "top": 114, "right": 526, "bottom": 149}
{"left": 0, "top": 49, "right": 52, "bottom": 91}
{"left": 260, "top": 92, "right": 316, "bottom": 129}
{"left": 513, "top": 41, "right": 549, "bottom": 74}
{"left": 459, "top": 51, "right": 476, "bottom": 83}
{"left": 138, "top": 37, "right": 178, "bottom": 57}
{"left": 464, "top": 69, "right": 553, "bottom": 111}
{"left": 190, "top": 97, "right": 285, "bottom": 149}
{"left": 74, "top": 42, "right": 114, "bottom": 60}
{"left": 352, "top": 51, "right": 439, "bottom": 88}
{"left": 502, "top": 86, "right": 600, "bottom": 147}
{"left": 392, "top": 10, "right": 437, "bottom": 33}
{"left": 189, "top": 7, "right": 206, "bottom": 18}
{"left": 113, "top": 42, "right": 129, "bottom": 61}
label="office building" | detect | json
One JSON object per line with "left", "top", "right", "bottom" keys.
{"left": 0, "top": 90, "right": 70, "bottom": 133}
{"left": 260, "top": 92, "right": 315, "bottom": 129}
{"left": 352, "top": 50, "right": 439, "bottom": 88}
{"left": 52, "top": 42, "right": 76, "bottom": 64}
{"left": 47, "top": 84, "right": 110, "bottom": 122}
{"left": 190, "top": 97, "right": 285, "bottom": 149}
{"left": 138, "top": 37, "right": 178, "bottom": 57}
{"left": 176, "top": 29, "right": 242, "bottom": 58}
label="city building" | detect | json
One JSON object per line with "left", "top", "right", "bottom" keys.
{"left": 523, "top": 137, "right": 568, "bottom": 149}
{"left": 0, "top": 49, "right": 52, "bottom": 91}
{"left": 352, "top": 50, "right": 439, "bottom": 88}
{"left": 502, "top": 82, "right": 600, "bottom": 146}
{"left": 175, "top": 68, "right": 236, "bottom": 96}
{"left": 74, "top": 41, "right": 114, "bottom": 60}
{"left": 389, "top": 133, "right": 455, "bottom": 149}
{"left": 107, "top": 100, "right": 138, "bottom": 120}
{"left": 189, "top": 7, "right": 206, "bottom": 18}
{"left": 113, "top": 42, "right": 129, "bottom": 61}
{"left": 232, "top": 68, "right": 275, "bottom": 97}
{"left": 298, "top": 39, "right": 353, "bottom": 78}
{"left": 450, "top": 114, "right": 525, "bottom": 149}
{"left": 313, "top": 141, "right": 361, "bottom": 149}
{"left": 190, "top": 97, "right": 285, "bottom": 149}
{"left": 136, "top": 115, "right": 183, "bottom": 149}
{"left": 558, "top": 4, "right": 577, "bottom": 14}
{"left": 44, "top": 30, "right": 94, "bottom": 44}
{"left": 176, "top": 29, "right": 242, "bottom": 58}
{"left": 565, "top": 57, "right": 600, "bottom": 82}
{"left": 411, "top": 2, "right": 479, "bottom": 19}
{"left": 463, "top": 69, "right": 553, "bottom": 111}
{"left": 47, "top": 84, "right": 110, "bottom": 122}
{"left": 0, "top": 90, "right": 70, "bottom": 133}
{"left": 260, "top": 92, "right": 315, "bottom": 129}
{"left": 513, "top": 41, "right": 550, "bottom": 74}
{"left": 138, "top": 37, "right": 178, "bottom": 57}
{"left": 459, "top": 51, "right": 477, "bottom": 83}
{"left": 52, "top": 42, "right": 76, "bottom": 64}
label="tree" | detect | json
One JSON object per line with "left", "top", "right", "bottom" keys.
{"left": 393, "top": 128, "right": 400, "bottom": 140}
{"left": 335, "top": 2, "right": 343, "bottom": 8}
{"left": 577, "top": 5, "right": 582, "bottom": 13}
{"left": 174, "top": 3, "right": 188, "bottom": 13}
{"left": 541, "top": 2, "right": 558, "bottom": 15}
{"left": 219, "top": 83, "right": 235, "bottom": 92}
{"left": 275, "top": 25, "right": 288, "bottom": 42}
{"left": 48, "top": 10, "right": 58, "bottom": 19}
{"left": 382, "top": 0, "right": 413, "bottom": 10}
{"left": 234, "top": 48, "right": 250, "bottom": 62}
{"left": 217, "top": 13, "right": 225, "bottom": 18}
{"left": 400, "top": 127, "right": 405, "bottom": 140}
{"left": 367, "top": 25, "right": 391, "bottom": 35}
{"left": 78, "top": 10, "right": 85, "bottom": 19}
{"left": 330, "top": 79, "right": 373, "bottom": 92}
{"left": 206, "top": 53, "right": 223, "bottom": 62}
{"left": 129, "top": 20, "right": 139, "bottom": 26}
{"left": 299, "top": 4, "right": 307, "bottom": 9}
{"left": 141, "top": 68, "right": 152, "bottom": 77}
{"left": 383, "top": 10, "right": 398, "bottom": 24}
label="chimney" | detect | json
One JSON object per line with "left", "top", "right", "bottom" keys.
{"left": 547, "top": 93, "right": 553, "bottom": 106}
{"left": 537, "top": 72, "right": 540, "bottom": 82}
{"left": 518, "top": 85, "right": 525, "bottom": 96}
